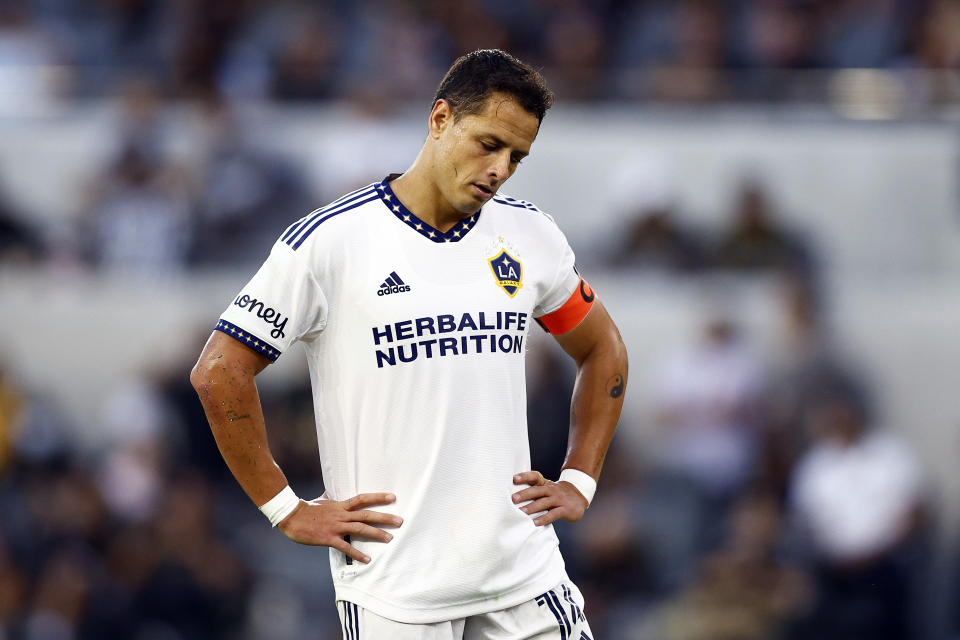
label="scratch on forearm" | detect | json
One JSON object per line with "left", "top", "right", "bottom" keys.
{"left": 225, "top": 409, "right": 252, "bottom": 423}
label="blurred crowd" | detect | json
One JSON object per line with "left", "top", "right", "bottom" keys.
{"left": 0, "top": 0, "right": 958, "bottom": 273}
{"left": 0, "top": 349, "right": 342, "bottom": 639}
{"left": 0, "top": 87, "right": 312, "bottom": 273}
{"left": 0, "top": 0, "right": 959, "bottom": 107}
{"left": 0, "top": 79, "right": 819, "bottom": 277}
{"left": 0, "top": 151, "right": 946, "bottom": 640}
{"left": 531, "top": 271, "right": 933, "bottom": 640}
{"left": 0, "top": 1, "right": 956, "bottom": 639}
{"left": 0, "top": 261, "right": 941, "bottom": 640}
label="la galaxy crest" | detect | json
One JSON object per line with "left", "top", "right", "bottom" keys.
{"left": 488, "top": 249, "right": 522, "bottom": 297}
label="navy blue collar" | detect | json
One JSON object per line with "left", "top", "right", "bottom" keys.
{"left": 377, "top": 175, "right": 481, "bottom": 243}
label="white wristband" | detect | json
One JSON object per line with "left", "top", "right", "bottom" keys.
{"left": 259, "top": 486, "right": 301, "bottom": 527}
{"left": 559, "top": 468, "right": 597, "bottom": 507}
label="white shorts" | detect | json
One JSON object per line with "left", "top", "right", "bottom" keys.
{"left": 336, "top": 580, "right": 593, "bottom": 640}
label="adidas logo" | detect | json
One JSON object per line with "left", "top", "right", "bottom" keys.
{"left": 377, "top": 271, "right": 411, "bottom": 296}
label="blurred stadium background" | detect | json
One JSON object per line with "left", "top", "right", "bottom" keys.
{"left": 1, "top": 1, "right": 959, "bottom": 639}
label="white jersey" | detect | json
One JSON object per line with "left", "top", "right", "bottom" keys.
{"left": 217, "top": 175, "right": 592, "bottom": 623}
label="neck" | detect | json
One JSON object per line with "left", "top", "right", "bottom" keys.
{"left": 390, "top": 153, "right": 470, "bottom": 234}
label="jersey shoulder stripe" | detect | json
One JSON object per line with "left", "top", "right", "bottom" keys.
{"left": 281, "top": 183, "right": 374, "bottom": 243}
{"left": 281, "top": 183, "right": 379, "bottom": 250}
{"left": 492, "top": 194, "right": 541, "bottom": 212}
{"left": 292, "top": 192, "right": 378, "bottom": 249}
{"left": 492, "top": 194, "right": 561, "bottom": 227}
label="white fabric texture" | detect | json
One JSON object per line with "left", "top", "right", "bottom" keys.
{"left": 652, "top": 335, "right": 765, "bottom": 494}
{"left": 337, "top": 579, "right": 592, "bottom": 640}
{"left": 219, "top": 181, "right": 582, "bottom": 622}
{"left": 791, "top": 429, "right": 923, "bottom": 561}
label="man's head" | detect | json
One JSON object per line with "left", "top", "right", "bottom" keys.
{"left": 434, "top": 49, "right": 554, "bottom": 125}
{"left": 807, "top": 372, "right": 873, "bottom": 446}
{"left": 424, "top": 50, "right": 553, "bottom": 217}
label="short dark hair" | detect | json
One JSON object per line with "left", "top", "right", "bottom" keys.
{"left": 810, "top": 368, "right": 874, "bottom": 425}
{"left": 434, "top": 49, "right": 554, "bottom": 124}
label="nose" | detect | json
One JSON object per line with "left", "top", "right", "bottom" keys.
{"left": 488, "top": 151, "right": 510, "bottom": 184}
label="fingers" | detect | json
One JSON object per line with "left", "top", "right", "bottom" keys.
{"left": 342, "top": 493, "right": 403, "bottom": 527}
{"left": 528, "top": 500, "right": 575, "bottom": 527}
{"left": 512, "top": 484, "right": 552, "bottom": 505}
{"left": 533, "top": 509, "right": 565, "bottom": 527}
{"left": 344, "top": 492, "right": 397, "bottom": 510}
{"left": 512, "top": 480, "right": 587, "bottom": 526}
{"left": 519, "top": 496, "right": 556, "bottom": 516}
{"left": 330, "top": 537, "right": 371, "bottom": 564}
{"left": 345, "top": 521, "right": 394, "bottom": 543}
{"left": 513, "top": 471, "right": 545, "bottom": 487}
{"left": 280, "top": 494, "right": 403, "bottom": 562}
{"left": 351, "top": 509, "right": 404, "bottom": 527}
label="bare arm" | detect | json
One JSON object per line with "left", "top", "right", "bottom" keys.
{"left": 554, "top": 299, "right": 627, "bottom": 479}
{"left": 190, "top": 331, "right": 401, "bottom": 562}
{"left": 190, "top": 331, "right": 284, "bottom": 504}
{"left": 512, "top": 299, "right": 628, "bottom": 525}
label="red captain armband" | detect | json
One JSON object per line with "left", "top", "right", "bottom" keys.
{"left": 535, "top": 278, "right": 596, "bottom": 334}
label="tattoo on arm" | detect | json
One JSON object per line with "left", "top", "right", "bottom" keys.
{"left": 225, "top": 410, "right": 252, "bottom": 423}
{"left": 606, "top": 374, "right": 624, "bottom": 399}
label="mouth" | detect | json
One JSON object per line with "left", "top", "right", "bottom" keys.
{"left": 472, "top": 183, "right": 494, "bottom": 199}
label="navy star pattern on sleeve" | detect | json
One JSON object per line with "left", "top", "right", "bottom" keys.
{"left": 214, "top": 319, "right": 281, "bottom": 361}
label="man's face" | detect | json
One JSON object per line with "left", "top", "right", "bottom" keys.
{"left": 430, "top": 92, "right": 540, "bottom": 216}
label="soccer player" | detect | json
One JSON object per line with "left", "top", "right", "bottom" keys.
{"left": 190, "top": 49, "right": 628, "bottom": 639}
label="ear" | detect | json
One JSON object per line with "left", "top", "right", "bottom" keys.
{"left": 428, "top": 99, "right": 454, "bottom": 139}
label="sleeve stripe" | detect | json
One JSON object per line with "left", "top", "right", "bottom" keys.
{"left": 537, "top": 279, "right": 595, "bottom": 335}
{"left": 291, "top": 194, "right": 379, "bottom": 250}
{"left": 283, "top": 186, "right": 377, "bottom": 247}
{"left": 281, "top": 183, "right": 376, "bottom": 242}
{"left": 492, "top": 195, "right": 539, "bottom": 211}
{"left": 214, "top": 319, "right": 281, "bottom": 361}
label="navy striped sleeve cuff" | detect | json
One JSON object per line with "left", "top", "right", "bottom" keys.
{"left": 214, "top": 319, "right": 282, "bottom": 361}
